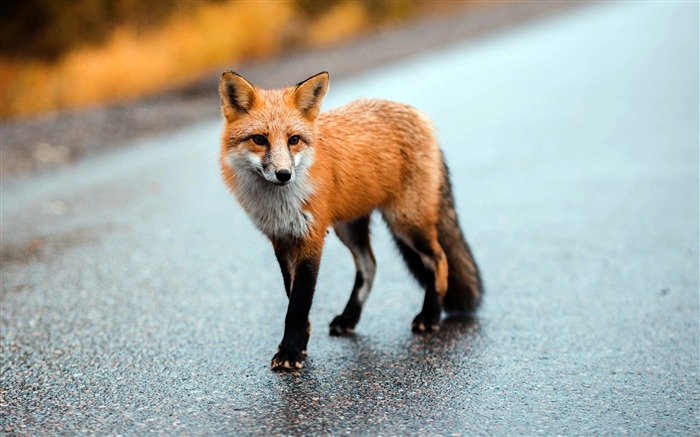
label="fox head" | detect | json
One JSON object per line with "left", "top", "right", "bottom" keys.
{"left": 219, "top": 71, "right": 329, "bottom": 186}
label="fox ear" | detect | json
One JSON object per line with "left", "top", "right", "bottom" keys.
{"left": 220, "top": 71, "right": 257, "bottom": 120}
{"left": 292, "top": 72, "right": 329, "bottom": 120}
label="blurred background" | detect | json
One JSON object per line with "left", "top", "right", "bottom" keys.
{"left": 1, "top": 0, "right": 461, "bottom": 118}
{"left": 0, "top": 0, "right": 575, "bottom": 178}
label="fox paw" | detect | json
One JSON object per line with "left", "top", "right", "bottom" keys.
{"left": 329, "top": 315, "right": 356, "bottom": 336}
{"left": 271, "top": 349, "right": 305, "bottom": 371}
{"left": 411, "top": 313, "right": 440, "bottom": 333}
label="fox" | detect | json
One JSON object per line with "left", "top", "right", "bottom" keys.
{"left": 219, "top": 71, "right": 482, "bottom": 371}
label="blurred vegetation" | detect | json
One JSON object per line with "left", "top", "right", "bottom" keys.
{"left": 0, "top": 0, "right": 439, "bottom": 118}
{"left": 1, "top": 0, "right": 181, "bottom": 61}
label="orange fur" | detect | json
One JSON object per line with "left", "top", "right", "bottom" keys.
{"left": 218, "top": 71, "right": 480, "bottom": 370}
{"left": 220, "top": 76, "right": 442, "bottom": 264}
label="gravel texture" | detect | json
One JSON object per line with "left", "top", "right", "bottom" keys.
{"left": 1, "top": 2, "right": 698, "bottom": 435}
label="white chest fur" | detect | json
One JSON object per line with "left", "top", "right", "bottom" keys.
{"left": 228, "top": 154, "right": 315, "bottom": 239}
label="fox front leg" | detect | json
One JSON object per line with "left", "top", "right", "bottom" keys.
{"left": 274, "top": 244, "right": 294, "bottom": 298}
{"left": 271, "top": 250, "right": 321, "bottom": 371}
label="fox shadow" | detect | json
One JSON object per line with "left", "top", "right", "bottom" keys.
{"left": 266, "top": 314, "right": 483, "bottom": 433}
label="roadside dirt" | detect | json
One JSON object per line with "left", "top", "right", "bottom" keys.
{"left": 0, "top": 2, "right": 581, "bottom": 181}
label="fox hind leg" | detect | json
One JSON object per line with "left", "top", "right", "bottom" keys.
{"left": 389, "top": 225, "right": 448, "bottom": 333}
{"left": 330, "top": 215, "right": 376, "bottom": 335}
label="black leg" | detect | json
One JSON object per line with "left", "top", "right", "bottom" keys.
{"left": 271, "top": 257, "right": 320, "bottom": 371}
{"left": 274, "top": 246, "right": 293, "bottom": 297}
{"left": 330, "top": 216, "right": 376, "bottom": 335}
{"left": 393, "top": 236, "right": 442, "bottom": 333}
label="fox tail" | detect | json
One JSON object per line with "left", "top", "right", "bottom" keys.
{"left": 438, "top": 158, "right": 483, "bottom": 314}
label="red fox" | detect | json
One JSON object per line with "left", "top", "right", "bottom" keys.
{"left": 219, "top": 71, "right": 482, "bottom": 371}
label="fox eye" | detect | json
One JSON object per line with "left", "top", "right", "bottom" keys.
{"left": 288, "top": 135, "right": 300, "bottom": 146}
{"left": 251, "top": 134, "right": 268, "bottom": 146}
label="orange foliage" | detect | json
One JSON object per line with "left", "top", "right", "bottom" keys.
{"left": 0, "top": 0, "right": 432, "bottom": 118}
{"left": 1, "top": 1, "right": 293, "bottom": 117}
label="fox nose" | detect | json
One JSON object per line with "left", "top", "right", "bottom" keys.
{"left": 276, "top": 169, "right": 292, "bottom": 182}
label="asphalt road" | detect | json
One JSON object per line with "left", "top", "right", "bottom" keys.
{"left": 2, "top": 2, "right": 698, "bottom": 435}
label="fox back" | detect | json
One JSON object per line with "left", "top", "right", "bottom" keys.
{"left": 219, "top": 72, "right": 445, "bottom": 240}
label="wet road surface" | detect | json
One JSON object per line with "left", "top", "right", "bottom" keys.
{"left": 2, "top": 2, "right": 698, "bottom": 435}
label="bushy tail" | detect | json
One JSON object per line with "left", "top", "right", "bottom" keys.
{"left": 438, "top": 160, "right": 483, "bottom": 314}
